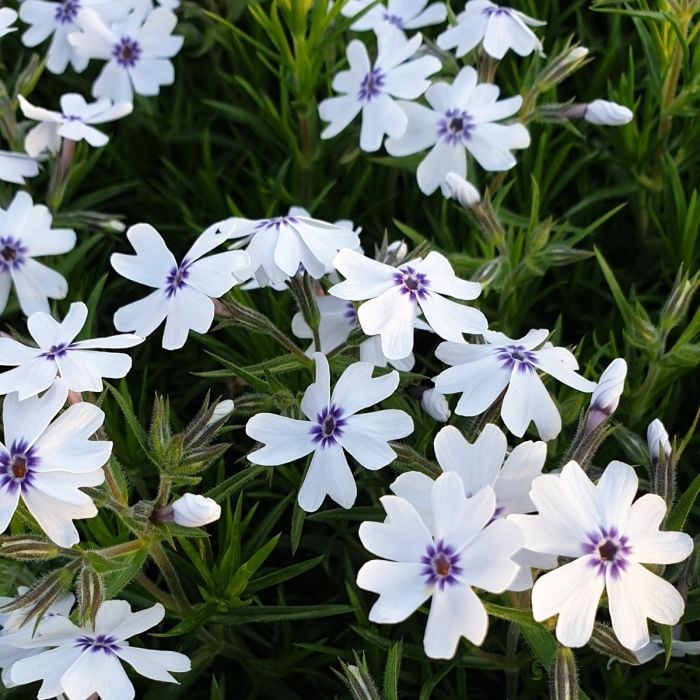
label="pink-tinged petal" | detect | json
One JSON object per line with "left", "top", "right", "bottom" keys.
{"left": 416, "top": 252, "right": 482, "bottom": 300}
{"left": 331, "top": 361, "right": 399, "bottom": 415}
{"left": 501, "top": 367, "right": 561, "bottom": 440}
{"left": 607, "top": 562, "right": 686, "bottom": 652}
{"left": 358, "top": 560, "right": 431, "bottom": 623}
{"left": 115, "top": 647, "right": 190, "bottom": 682}
{"left": 246, "top": 414, "right": 314, "bottom": 466}
{"left": 113, "top": 289, "right": 170, "bottom": 338}
{"left": 111, "top": 223, "right": 175, "bottom": 288}
{"left": 390, "top": 471, "right": 435, "bottom": 533}
{"left": 424, "top": 584, "right": 487, "bottom": 657}
{"left": 61, "top": 647, "right": 134, "bottom": 700}
{"left": 358, "top": 286, "right": 417, "bottom": 360}
{"left": 300, "top": 352, "right": 331, "bottom": 421}
{"left": 533, "top": 346, "right": 596, "bottom": 392}
{"left": 595, "top": 460, "right": 638, "bottom": 531}
{"left": 0, "top": 483, "right": 21, "bottom": 533}
{"left": 329, "top": 249, "right": 395, "bottom": 301}
{"left": 0, "top": 357, "right": 58, "bottom": 400}
{"left": 531, "top": 556, "right": 605, "bottom": 647}
{"left": 495, "top": 440, "right": 546, "bottom": 515}
{"left": 359, "top": 494, "right": 433, "bottom": 562}
{"left": 339, "top": 409, "right": 413, "bottom": 470}
{"left": 385, "top": 101, "right": 440, "bottom": 157}
{"left": 297, "top": 443, "right": 356, "bottom": 512}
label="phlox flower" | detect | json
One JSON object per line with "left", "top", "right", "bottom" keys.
{"left": 341, "top": 0, "right": 446, "bottom": 35}
{"left": 437, "top": 0, "right": 545, "bottom": 60}
{"left": 0, "top": 7, "right": 18, "bottom": 38}
{"left": 510, "top": 460, "right": 693, "bottom": 650}
{"left": 0, "top": 302, "right": 143, "bottom": 399}
{"left": 585, "top": 357, "right": 627, "bottom": 433}
{"left": 433, "top": 328, "right": 596, "bottom": 440}
{"left": 246, "top": 352, "right": 413, "bottom": 512}
{"left": 18, "top": 93, "right": 133, "bottom": 157}
{"left": 69, "top": 2, "right": 184, "bottom": 102}
{"left": 19, "top": 1, "right": 127, "bottom": 75}
{"left": 357, "top": 471, "right": 523, "bottom": 658}
{"left": 319, "top": 31, "right": 441, "bottom": 151}
{"left": 10, "top": 600, "right": 191, "bottom": 698}
{"left": 0, "top": 150, "right": 38, "bottom": 185}
{"left": 329, "top": 248, "right": 487, "bottom": 361}
{"left": 634, "top": 636, "right": 700, "bottom": 665}
{"left": 385, "top": 66, "right": 529, "bottom": 195}
{"left": 111, "top": 222, "right": 249, "bottom": 350}
{"left": 229, "top": 213, "right": 360, "bottom": 287}
{"left": 0, "top": 190, "right": 76, "bottom": 316}
{"left": 392, "top": 423, "right": 554, "bottom": 590}
{"left": 0, "top": 590, "right": 75, "bottom": 688}
{"left": 0, "top": 379, "right": 110, "bottom": 547}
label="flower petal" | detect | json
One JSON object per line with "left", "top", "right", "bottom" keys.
{"left": 340, "top": 410, "right": 413, "bottom": 469}
{"left": 331, "top": 361, "right": 399, "bottom": 415}
{"left": 246, "top": 414, "right": 314, "bottom": 466}
{"left": 357, "top": 286, "right": 416, "bottom": 360}
{"left": 501, "top": 367, "right": 561, "bottom": 440}
{"left": 300, "top": 352, "right": 331, "bottom": 420}
{"left": 297, "top": 443, "right": 356, "bottom": 511}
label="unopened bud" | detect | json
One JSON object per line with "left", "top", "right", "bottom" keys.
{"left": 77, "top": 565, "right": 104, "bottom": 626}
{"left": 660, "top": 272, "right": 698, "bottom": 335}
{"left": 585, "top": 358, "right": 627, "bottom": 433}
{"left": 445, "top": 172, "right": 481, "bottom": 208}
{"left": 385, "top": 240, "right": 408, "bottom": 264}
{"left": 647, "top": 419, "right": 671, "bottom": 463}
{"left": 588, "top": 623, "right": 640, "bottom": 665}
{"left": 536, "top": 44, "right": 590, "bottom": 92}
{"left": 207, "top": 399, "right": 234, "bottom": 426}
{"left": 0, "top": 536, "right": 61, "bottom": 560}
{"left": 550, "top": 645, "right": 578, "bottom": 700}
{"left": 172, "top": 493, "right": 221, "bottom": 527}
{"left": 421, "top": 388, "right": 451, "bottom": 422}
{"left": 584, "top": 99, "right": 633, "bottom": 126}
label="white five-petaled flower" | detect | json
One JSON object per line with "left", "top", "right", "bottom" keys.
{"left": 357, "top": 471, "right": 523, "bottom": 658}
{"left": 0, "top": 191, "right": 76, "bottom": 316}
{"left": 0, "top": 379, "right": 110, "bottom": 547}
{"left": 10, "top": 600, "right": 191, "bottom": 698}
{"left": 0, "top": 150, "right": 39, "bottom": 185}
{"left": 437, "top": 0, "right": 545, "bottom": 60}
{"left": 385, "top": 66, "right": 529, "bottom": 195}
{"left": 585, "top": 357, "right": 627, "bottom": 433}
{"left": 246, "top": 352, "right": 414, "bottom": 512}
{"left": 229, "top": 213, "right": 360, "bottom": 287}
{"left": 433, "top": 328, "right": 596, "bottom": 440}
{"left": 510, "top": 460, "right": 693, "bottom": 651}
{"left": 111, "top": 221, "right": 249, "bottom": 350}
{"left": 19, "top": 0, "right": 127, "bottom": 75}
{"left": 18, "top": 93, "right": 133, "bottom": 157}
{"left": 0, "top": 7, "right": 18, "bottom": 38}
{"left": 0, "top": 302, "right": 143, "bottom": 399}
{"left": 330, "top": 248, "right": 487, "bottom": 361}
{"left": 319, "top": 31, "right": 441, "bottom": 152}
{"left": 392, "top": 423, "right": 554, "bottom": 590}
{"left": 341, "top": 0, "right": 447, "bottom": 35}
{"left": 69, "top": 3, "right": 184, "bottom": 102}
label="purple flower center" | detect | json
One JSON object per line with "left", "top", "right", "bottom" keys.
{"left": 310, "top": 404, "right": 347, "bottom": 448}
{"left": 495, "top": 344, "right": 537, "bottom": 372}
{"left": 382, "top": 13, "right": 404, "bottom": 28}
{"left": 393, "top": 266, "right": 429, "bottom": 300}
{"left": 112, "top": 37, "right": 142, "bottom": 68}
{"left": 55, "top": 0, "right": 80, "bottom": 24}
{"left": 256, "top": 216, "right": 298, "bottom": 231}
{"left": 422, "top": 540, "right": 462, "bottom": 589}
{"left": 358, "top": 68, "right": 385, "bottom": 103}
{"left": 483, "top": 6, "right": 511, "bottom": 17}
{"left": 343, "top": 302, "right": 358, "bottom": 326}
{"left": 0, "top": 441, "right": 38, "bottom": 493}
{"left": 582, "top": 527, "right": 632, "bottom": 579}
{"left": 40, "top": 343, "right": 70, "bottom": 361}
{"left": 165, "top": 259, "right": 191, "bottom": 298}
{"left": 0, "top": 237, "right": 27, "bottom": 272}
{"left": 76, "top": 634, "right": 121, "bottom": 654}
{"left": 438, "top": 109, "right": 475, "bottom": 145}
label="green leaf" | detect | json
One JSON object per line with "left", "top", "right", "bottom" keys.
{"left": 658, "top": 623, "right": 673, "bottom": 668}
{"left": 205, "top": 466, "right": 266, "bottom": 503}
{"left": 246, "top": 555, "right": 324, "bottom": 594}
{"left": 213, "top": 604, "right": 353, "bottom": 624}
{"left": 666, "top": 473, "right": 700, "bottom": 532}
{"left": 154, "top": 602, "right": 218, "bottom": 638}
{"left": 226, "top": 534, "right": 280, "bottom": 598}
{"left": 102, "top": 549, "right": 148, "bottom": 599}
{"left": 594, "top": 247, "right": 635, "bottom": 327}
{"left": 383, "top": 640, "right": 403, "bottom": 700}
{"left": 104, "top": 383, "right": 149, "bottom": 457}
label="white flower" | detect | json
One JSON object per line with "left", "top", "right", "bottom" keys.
{"left": 18, "top": 93, "right": 133, "bottom": 157}
{"left": 0, "top": 302, "right": 143, "bottom": 399}
{"left": 329, "top": 248, "right": 487, "bottom": 361}
{"left": 392, "top": 424, "right": 554, "bottom": 590}
{"left": 445, "top": 171, "right": 481, "bottom": 207}
{"left": 10, "top": 600, "right": 191, "bottom": 698}
{"left": 69, "top": 3, "right": 184, "bottom": 102}
{"left": 357, "top": 471, "right": 523, "bottom": 658}
{"left": 111, "top": 221, "right": 249, "bottom": 350}
{"left": 634, "top": 636, "right": 700, "bottom": 665}
{"left": 319, "top": 32, "right": 441, "bottom": 152}
{"left": 585, "top": 357, "right": 627, "bottom": 433}
{"left": 0, "top": 7, "right": 18, "bottom": 38}
{"left": 0, "top": 190, "right": 75, "bottom": 316}
{"left": 0, "top": 379, "right": 110, "bottom": 547}
{"left": 510, "top": 460, "right": 693, "bottom": 650}
{"left": 229, "top": 214, "right": 360, "bottom": 287}
{"left": 437, "top": 0, "right": 545, "bottom": 60}
{"left": 207, "top": 399, "right": 234, "bottom": 426}
{"left": 19, "top": 1, "right": 127, "bottom": 75}
{"left": 584, "top": 99, "right": 633, "bottom": 126}
{"left": 342, "top": 0, "right": 447, "bottom": 35}
{"left": 647, "top": 418, "right": 671, "bottom": 463}
{"left": 433, "top": 329, "right": 596, "bottom": 440}
{"left": 385, "top": 66, "right": 529, "bottom": 195}
{"left": 246, "top": 352, "right": 414, "bottom": 512}
{"left": 420, "top": 388, "right": 450, "bottom": 422}
{"left": 0, "top": 151, "right": 39, "bottom": 184}
{"left": 0, "top": 589, "right": 75, "bottom": 688}
{"left": 171, "top": 493, "right": 221, "bottom": 527}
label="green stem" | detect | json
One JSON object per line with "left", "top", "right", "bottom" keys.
{"left": 97, "top": 539, "right": 147, "bottom": 559}
{"left": 150, "top": 542, "right": 193, "bottom": 615}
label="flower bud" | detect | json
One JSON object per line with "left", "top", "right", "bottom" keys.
{"left": 421, "top": 389, "right": 451, "bottom": 422}
{"left": 171, "top": 493, "right": 221, "bottom": 527}
{"left": 647, "top": 419, "right": 671, "bottom": 463}
{"left": 549, "top": 645, "right": 579, "bottom": 700}
{"left": 584, "top": 99, "right": 633, "bottom": 126}
{"left": 386, "top": 240, "right": 408, "bottom": 264}
{"left": 445, "top": 172, "right": 481, "bottom": 208}
{"left": 585, "top": 358, "right": 627, "bottom": 433}
{"left": 207, "top": 399, "right": 234, "bottom": 426}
